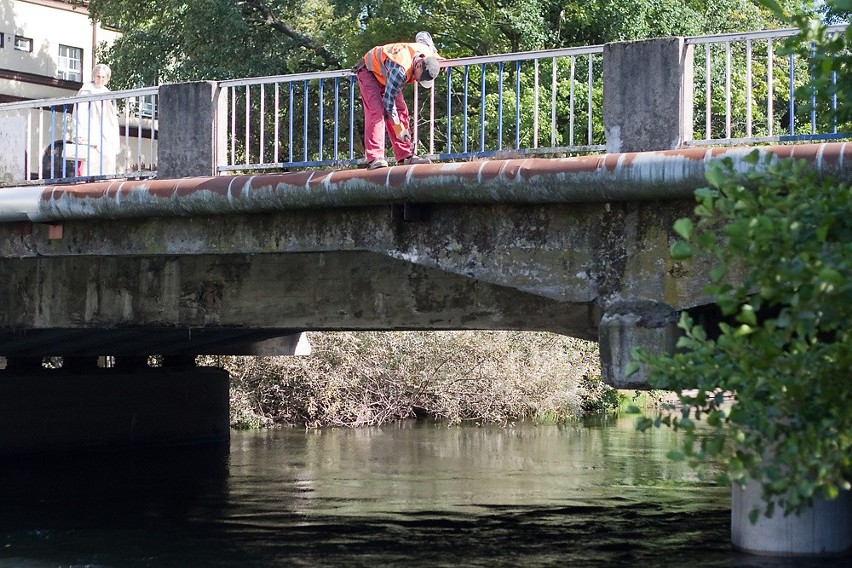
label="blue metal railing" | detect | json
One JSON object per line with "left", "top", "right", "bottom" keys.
{"left": 685, "top": 24, "right": 849, "bottom": 146}
{"left": 428, "top": 46, "right": 604, "bottom": 160}
{"left": 218, "top": 71, "right": 357, "bottom": 172}
{"left": 216, "top": 44, "right": 606, "bottom": 173}
{"left": 217, "top": 26, "right": 849, "bottom": 173}
{"left": 0, "top": 87, "right": 159, "bottom": 185}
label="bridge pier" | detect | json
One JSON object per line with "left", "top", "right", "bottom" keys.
{"left": 597, "top": 301, "right": 680, "bottom": 389}
{"left": 732, "top": 481, "right": 852, "bottom": 556}
{"left": 0, "top": 366, "right": 230, "bottom": 455}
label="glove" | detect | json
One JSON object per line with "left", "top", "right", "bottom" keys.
{"left": 392, "top": 122, "right": 411, "bottom": 143}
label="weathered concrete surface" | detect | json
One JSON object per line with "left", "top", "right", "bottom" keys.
{"left": 0, "top": 116, "right": 26, "bottom": 185}
{"left": 0, "top": 198, "right": 709, "bottom": 327}
{"left": 604, "top": 37, "right": 693, "bottom": 153}
{"left": 156, "top": 81, "right": 226, "bottom": 179}
{"left": 0, "top": 251, "right": 597, "bottom": 353}
{"left": 0, "top": 195, "right": 716, "bottom": 388}
{"left": 598, "top": 301, "right": 680, "bottom": 389}
{"left": 3, "top": 143, "right": 851, "bottom": 223}
{"left": 0, "top": 367, "right": 230, "bottom": 454}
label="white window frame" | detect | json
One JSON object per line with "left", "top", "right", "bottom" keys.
{"left": 58, "top": 44, "right": 83, "bottom": 81}
{"left": 14, "top": 35, "right": 33, "bottom": 52}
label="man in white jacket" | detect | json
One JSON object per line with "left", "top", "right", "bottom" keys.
{"left": 73, "top": 63, "right": 120, "bottom": 176}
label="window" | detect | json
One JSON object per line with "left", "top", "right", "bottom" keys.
{"left": 58, "top": 45, "right": 83, "bottom": 81}
{"left": 138, "top": 94, "right": 157, "bottom": 118}
{"left": 14, "top": 35, "right": 33, "bottom": 52}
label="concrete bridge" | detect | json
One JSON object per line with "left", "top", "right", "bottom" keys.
{"left": 1, "top": 35, "right": 851, "bottom": 458}
{"left": 2, "top": 140, "right": 850, "bottom": 455}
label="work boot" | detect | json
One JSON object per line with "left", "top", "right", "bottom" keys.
{"left": 400, "top": 154, "right": 431, "bottom": 165}
{"left": 368, "top": 158, "right": 389, "bottom": 169}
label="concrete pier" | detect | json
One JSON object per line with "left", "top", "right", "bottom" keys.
{"left": 732, "top": 481, "right": 852, "bottom": 557}
{"left": 0, "top": 367, "right": 230, "bottom": 454}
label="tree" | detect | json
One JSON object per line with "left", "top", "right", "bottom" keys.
{"left": 633, "top": 0, "right": 851, "bottom": 519}
{"left": 87, "top": 0, "right": 359, "bottom": 88}
{"left": 84, "top": 0, "right": 795, "bottom": 89}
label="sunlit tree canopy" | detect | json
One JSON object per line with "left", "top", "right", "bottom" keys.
{"left": 74, "top": 0, "right": 803, "bottom": 89}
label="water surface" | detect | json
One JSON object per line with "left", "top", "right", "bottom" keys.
{"left": 0, "top": 415, "right": 843, "bottom": 567}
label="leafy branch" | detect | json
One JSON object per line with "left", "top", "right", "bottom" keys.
{"left": 237, "top": 0, "right": 342, "bottom": 69}
{"left": 634, "top": 151, "right": 851, "bottom": 520}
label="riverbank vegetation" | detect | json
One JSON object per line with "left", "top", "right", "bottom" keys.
{"left": 200, "top": 331, "right": 615, "bottom": 429}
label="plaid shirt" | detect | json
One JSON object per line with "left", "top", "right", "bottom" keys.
{"left": 382, "top": 59, "right": 409, "bottom": 124}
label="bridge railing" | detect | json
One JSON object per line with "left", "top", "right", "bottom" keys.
{"left": 217, "top": 70, "right": 357, "bottom": 172}
{"left": 0, "top": 88, "right": 159, "bottom": 185}
{"left": 216, "top": 26, "right": 849, "bottom": 172}
{"left": 686, "top": 25, "right": 849, "bottom": 146}
{"left": 422, "top": 45, "right": 606, "bottom": 159}
{"left": 216, "top": 44, "right": 606, "bottom": 173}
{"left": 1, "top": 26, "right": 849, "bottom": 184}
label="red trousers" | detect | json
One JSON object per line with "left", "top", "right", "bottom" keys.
{"left": 357, "top": 68, "right": 414, "bottom": 162}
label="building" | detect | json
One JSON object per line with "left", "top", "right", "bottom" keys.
{"left": 1, "top": 0, "right": 120, "bottom": 103}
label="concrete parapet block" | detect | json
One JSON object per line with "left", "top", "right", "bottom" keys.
{"left": 157, "top": 81, "right": 227, "bottom": 178}
{"left": 0, "top": 368, "right": 230, "bottom": 455}
{"left": 732, "top": 481, "right": 852, "bottom": 557}
{"left": 603, "top": 37, "right": 694, "bottom": 153}
{"left": 598, "top": 301, "right": 679, "bottom": 389}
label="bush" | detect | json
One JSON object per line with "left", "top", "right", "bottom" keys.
{"left": 201, "top": 331, "right": 610, "bottom": 428}
{"left": 635, "top": 151, "right": 851, "bottom": 519}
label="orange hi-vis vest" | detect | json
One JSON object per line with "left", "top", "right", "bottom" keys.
{"left": 362, "top": 43, "right": 423, "bottom": 86}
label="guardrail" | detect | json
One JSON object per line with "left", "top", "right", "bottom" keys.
{"left": 218, "top": 26, "right": 849, "bottom": 172}
{"left": 0, "top": 87, "right": 158, "bottom": 185}
{"left": 686, "top": 24, "right": 849, "bottom": 146}
{"left": 216, "top": 44, "right": 605, "bottom": 173}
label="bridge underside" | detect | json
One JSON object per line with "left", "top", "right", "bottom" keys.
{"left": 0, "top": 250, "right": 599, "bottom": 358}
{"left": 0, "top": 328, "right": 304, "bottom": 358}
{"left": 1, "top": 196, "right": 719, "bottom": 387}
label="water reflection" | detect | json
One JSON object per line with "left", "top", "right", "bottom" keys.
{"left": 0, "top": 416, "right": 845, "bottom": 567}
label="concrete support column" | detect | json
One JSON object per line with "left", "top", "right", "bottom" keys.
{"left": 732, "top": 481, "right": 852, "bottom": 556}
{"left": 598, "top": 301, "right": 679, "bottom": 389}
{"left": 603, "top": 37, "right": 694, "bottom": 152}
{"left": 0, "top": 368, "right": 230, "bottom": 454}
{"left": 157, "top": 81, "right": 227, "bottom": 178}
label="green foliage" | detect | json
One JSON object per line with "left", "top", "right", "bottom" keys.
{"left": 633, "top": 0, "right": 852, "bottom": 520}
{"left": 85, "top": 0, "right": 793, "bottom": 90}
{"left": 88, "top": 0, "right": 358, "bottom": 88}
{"left": 580, "top": 376, "right": 620, "bottom": 414}
{"left": 636, "top": 151, "right": 852, "bottom": 517}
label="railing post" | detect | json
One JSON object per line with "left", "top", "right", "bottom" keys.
{"left": 0, "top": 116, "right": 26, "bottom": 184}
{"left": 157, "top": 81, "right": 227, "bottom": 178}
{"left": 603, "top": 37, "right": 694, "bottom": 152}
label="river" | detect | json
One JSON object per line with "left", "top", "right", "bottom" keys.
{"left": 0, "top": 414, "right": 843, "bottom": 567}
